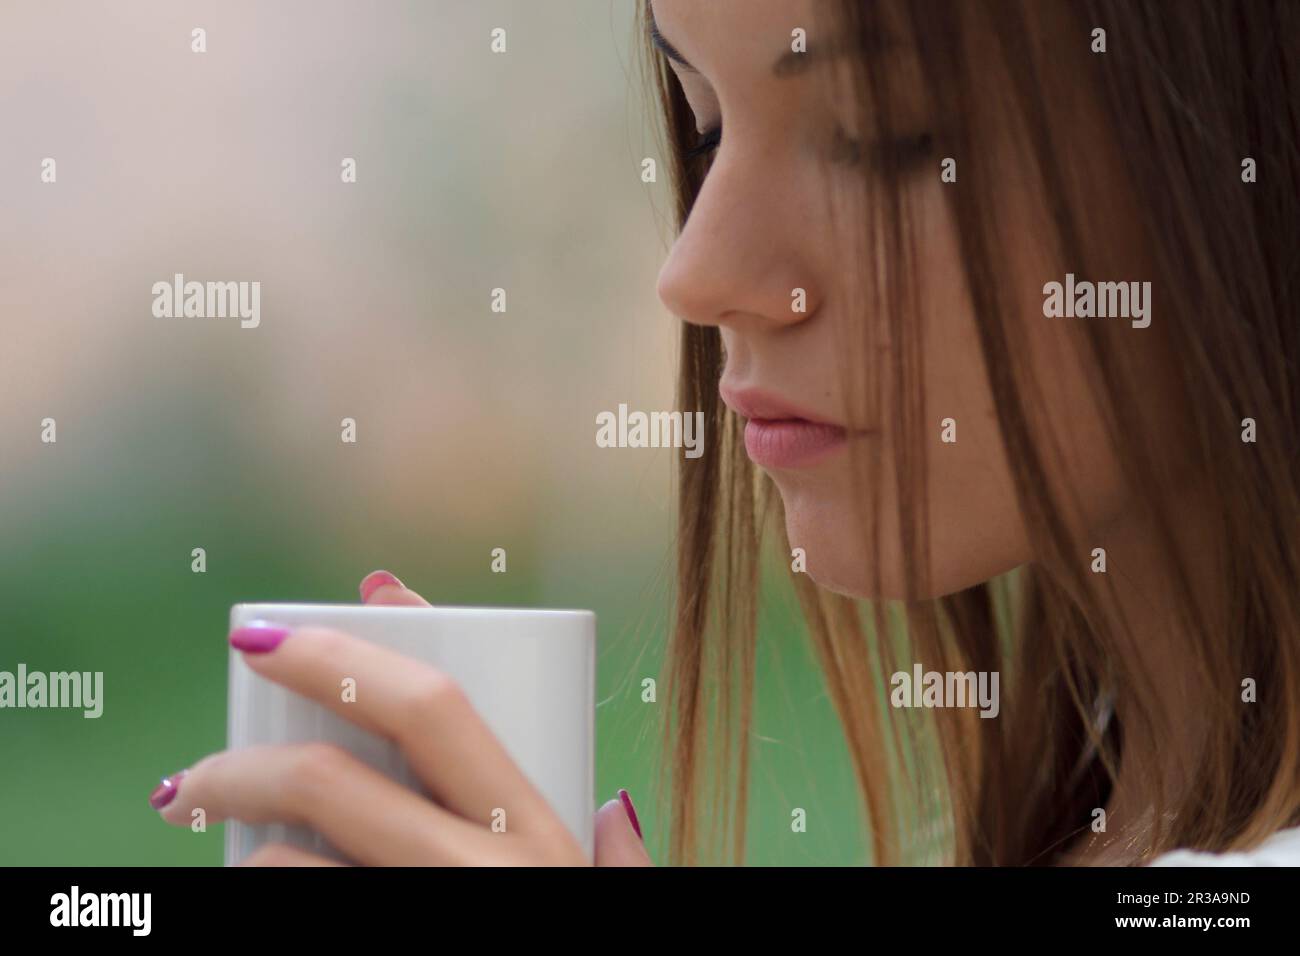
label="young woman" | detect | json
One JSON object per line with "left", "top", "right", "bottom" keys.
{"left": 150, "top": 0, "right": 1300, "bottom": 866}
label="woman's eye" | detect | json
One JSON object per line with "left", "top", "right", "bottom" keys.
{"left": 830, "top": 125, "right": 935, "bottom": 170}
{"left": 686, "top": 125, "right": 722, "bottom": 159}
{"left": 685, "top": 124, "right": 935, "bottom": 168}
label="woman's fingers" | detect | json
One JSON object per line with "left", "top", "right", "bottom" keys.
{"left": 227, "top": 624, "right": 570, "bottom": 848}
{"left": 206, "top": 570, "right": 584, "bottom": 863}
{"left": 359, "top": 569, "right": 431, "bottom": 606}
{"left": 238, "top": 843, "right": 348, "bottom": 867}
{"left": 594, "top": 791, "right": 653, "bottom": 867}
{"left": 157, "top": 744, "right": 503, "bottom": 865}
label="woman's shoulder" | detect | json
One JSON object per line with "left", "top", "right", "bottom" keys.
{"left": 1149, "top": 825, "right": 1300, "bottom": 866}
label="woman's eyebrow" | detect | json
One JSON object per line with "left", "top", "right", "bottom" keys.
{"left": 772, "top": 39, "right": 872, "bottom": 78}
{"left": 651, "top": 21, "right": 874, "bottom": 79}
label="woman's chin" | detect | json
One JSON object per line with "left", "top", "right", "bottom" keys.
{"left": 782, "top": 505, "right": 886, "bottom": 599}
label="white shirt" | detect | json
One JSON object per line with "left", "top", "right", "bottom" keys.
{"left": 1150, "top": 825, "right": 1300, "bottom": 866}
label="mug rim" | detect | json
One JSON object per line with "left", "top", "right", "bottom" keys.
{"left": 232, "top": 601, "right": 595, "bottom": 619}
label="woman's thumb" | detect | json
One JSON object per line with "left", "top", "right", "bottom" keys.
{"left": 594, "top": 789, "right": 653, "bottom": 866}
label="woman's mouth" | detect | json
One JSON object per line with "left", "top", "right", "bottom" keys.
{"left": 720, "top": 385, "right": 851, "bottom": 469}
{"left": 743, "top": 418, "right": 848, "bottom": 468}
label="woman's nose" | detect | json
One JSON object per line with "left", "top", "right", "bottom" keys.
{"left": 655, "top": 152, "right": 822, "bottom": 332}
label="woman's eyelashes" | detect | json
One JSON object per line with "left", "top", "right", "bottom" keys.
{"left": 684, "top": 122, "right": 935, "bottom": 170}
{"left": 686, "top": 124, "right": 722, "bottom": 160}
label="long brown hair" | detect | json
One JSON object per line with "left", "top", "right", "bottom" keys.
{"left": 641, "top": 0, "right": 1300, "bottom": 865}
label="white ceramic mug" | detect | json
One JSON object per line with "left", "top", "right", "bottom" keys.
{"left": 225, "top": 602, "right": 596, "bottom": 865}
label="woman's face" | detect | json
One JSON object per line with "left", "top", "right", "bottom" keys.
{"left": 652, "top": 0, "right": 1169, "bottom": 599}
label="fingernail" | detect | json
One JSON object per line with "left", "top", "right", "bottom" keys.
{"left": 618, "top": 788, "right": 642, "bottom": 841}
{"left": 149, "top": 770, "right": 187, "bottom": 810}
{"left": 360, "top": 569, "right": 405, "bottom": 603}
{"left": 229, "top": 622, "right": 291, "bottom": 653}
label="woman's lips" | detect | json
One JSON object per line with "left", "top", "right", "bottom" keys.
{"left": 721, "top": 385, "right": 852, "bottom": 468}
{"left": 743, "top": 418, "right": 848, "bottom": 468}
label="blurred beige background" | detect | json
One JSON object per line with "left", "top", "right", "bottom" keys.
{"left": 0, "top": 0, "right": 678, "bottom": 537}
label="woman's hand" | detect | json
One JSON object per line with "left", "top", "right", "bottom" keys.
{"left": 150, "top": 570, "right": 652, "bottom": 866}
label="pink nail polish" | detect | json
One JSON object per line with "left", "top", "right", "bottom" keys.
{"left": 229, "top": 622, "right": 291, "bottom": 653}
{"left": 149, "top": 770, "right": 187, "bottom": 810}
{"left": 618, "top": 789, "right": 643, "bottom": 841}
{"left": 360, "top": 569, "right": 405, "bottom": 603}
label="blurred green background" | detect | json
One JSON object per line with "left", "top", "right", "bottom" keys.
{"left": 0, "top": 0, "right": 865, "bottom": 865}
